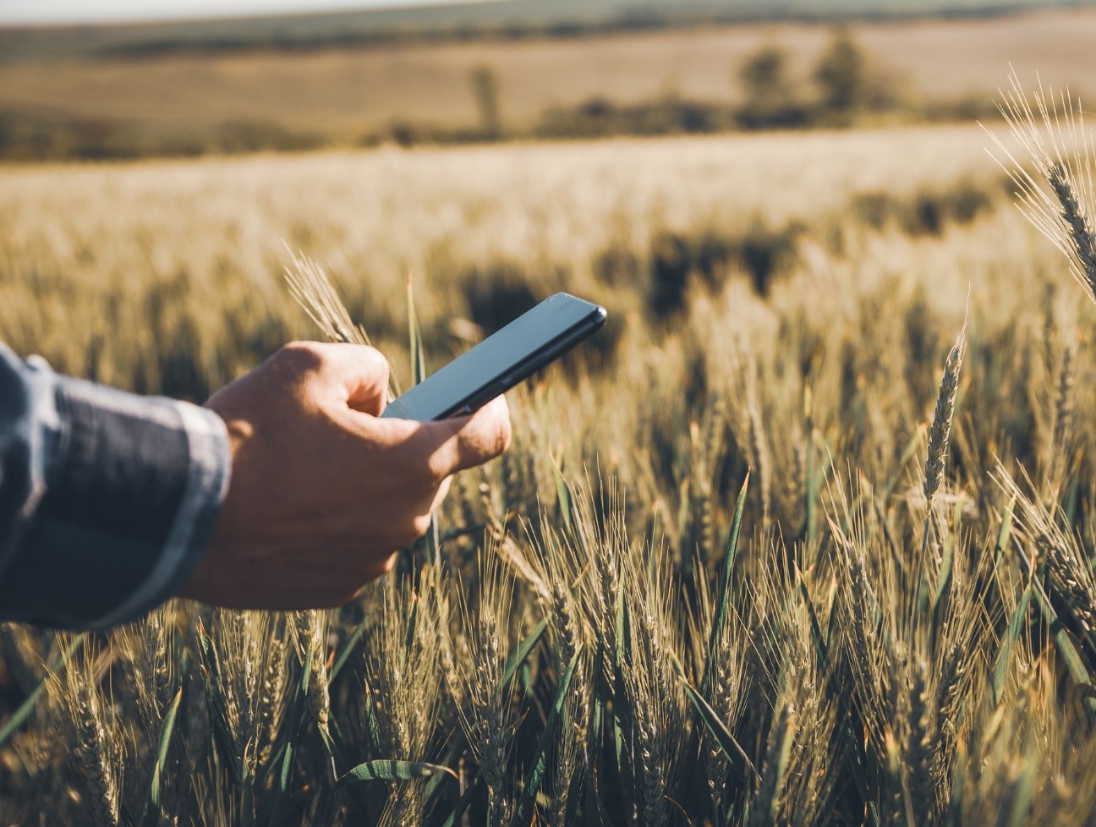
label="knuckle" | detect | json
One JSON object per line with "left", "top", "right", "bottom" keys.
{"left": 363, "top": 347, "right": 390, "bottom": 381}
{"left": 276, "top": 340, "right": 326, "bottom": 372}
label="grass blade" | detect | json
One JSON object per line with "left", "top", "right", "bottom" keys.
{"left": 509, "top": 647, "right": 582, "bottom": 827}
{"left": 407, "top": 273, "right": 426, "bottom": 386}
{"left": 994, "top": 497, "right": 1016, "bottom": 565}
{"left": 749, "top": 705, "right": 797, "bottom": 827}
{"left": 338, "top": 759, "right": 457, "bottom": 784}
{"left": 330, "top": 613, "right": 369, "bottom": 684}
{"left": 703, "top": 473, "right": 749, "bottom": 699}
{"left": 992, "top": 581, "right": 1032, "bottom": 705}
{"left": 551, "top": 454, "right": 573, "bottom": 533}
{"left": 440, "top": 777, "right": 481, "bottom": 827}
{"left": 672, "top": 652, "right": 759, "bottom": 786}
{"left": 423, "top": 730, "right": 469, "bottom": 805}
{"left": 503, "top": 618, "right": 548, "bottom": 686}
{"left": 269, "top": 645, "right": 312, "bottom": 827}
{"left": 148, "top": 686, "right": 183, "bottom": 813}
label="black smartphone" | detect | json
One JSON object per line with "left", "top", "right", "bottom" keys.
{"left": 381, "top": 293, "right": 607, "bottom": 421}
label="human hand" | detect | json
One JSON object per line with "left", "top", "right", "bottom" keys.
{"left": 179, "top": 341, "right": 511, "bottom": 610}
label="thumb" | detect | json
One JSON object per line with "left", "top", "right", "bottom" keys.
{"left": 415, "top": 395, "right": 512, "bottom": 475}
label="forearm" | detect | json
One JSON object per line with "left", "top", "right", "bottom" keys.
{"left": 0, "top": 344, "right": 230, "bottom": 629}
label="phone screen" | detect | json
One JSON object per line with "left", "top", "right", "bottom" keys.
{"left": 382, "top": 293, "right": 606, "bottom": 421}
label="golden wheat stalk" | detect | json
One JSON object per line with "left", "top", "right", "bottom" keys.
{"left": 283, "top": 246, "right": 373, "bottom": 346}
{"left": 923, "top": 333, "right": 965, "bottom": 506}
{"left": 989, "top": 69, "right": 1096, "bottom": 300}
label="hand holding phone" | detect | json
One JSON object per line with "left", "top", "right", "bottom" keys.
{"left": 382, "top": 293, "right": 607, "bottom": 422}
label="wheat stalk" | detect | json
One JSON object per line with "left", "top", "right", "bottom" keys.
{"left": 450, "top": 547, "right": 519, "bottom": 827}
{"left": 52, "top": 637, "right": 123, "bottom": 827}
{"left": 293, "top": 610, "right": 331, "bottom": 737}
{"left": 1052, "top": 343, "right": 1075, "bottom": 478}
{"left": 923, "top": 333, "right": 965, "bottom": 506}
{"left": 284, "top": 247, "right": 373, "bottom": 346}
{"left": 989, "top": 69, "right": 1096, "bottom": 301}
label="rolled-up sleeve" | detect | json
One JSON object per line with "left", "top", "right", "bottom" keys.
{"left": 0, "top": 344, "right": 230, "bottom": 630}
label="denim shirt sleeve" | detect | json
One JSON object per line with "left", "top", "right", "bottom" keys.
{"left": 0, "top": 344, "right": 230, "bottom": 630}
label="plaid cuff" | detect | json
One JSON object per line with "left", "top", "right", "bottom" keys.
{"left": 0, "top": 364, "right": 230, "bottom": 630}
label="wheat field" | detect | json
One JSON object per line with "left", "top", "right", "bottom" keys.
{"left": 3, "top": 97, "right": 1096, "bottom": 825}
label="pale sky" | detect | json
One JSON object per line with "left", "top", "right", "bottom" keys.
{"left": 0, "top": 0, "right": 490, "bottom": 26}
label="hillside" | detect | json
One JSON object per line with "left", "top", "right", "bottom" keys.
{"left": 0, "top": 0, "right": 1093, "bottom": 62}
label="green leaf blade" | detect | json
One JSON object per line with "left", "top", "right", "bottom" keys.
{"left": 339, "top": 759, "right": 457, "bottom": 785}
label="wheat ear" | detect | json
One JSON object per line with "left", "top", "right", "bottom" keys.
{"left": 923, "top": 334, "right": 965, "bottom": 506}
{"left": 989, "top": 70, "right": 1096, "bottom": 301}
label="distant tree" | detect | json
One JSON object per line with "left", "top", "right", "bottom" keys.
{"left": 814, "top": 28, "right": 865, "bottom": 118}
{"left": 469, "top": 64, "right": 502, "bottom": 139}
{"left": 0, "top": 113, "right": 13, "bottom": 157}
{"left": 740, "top": 45, "right": 791, "bottom": 104}
{"left": 736, "top": 44, "right": 807, "bottom": 129}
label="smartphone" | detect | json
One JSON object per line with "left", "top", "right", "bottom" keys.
{"left": 381, "top": 293, "right": 607, "bottom": 421}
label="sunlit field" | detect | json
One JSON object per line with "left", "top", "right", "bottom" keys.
{"left": 1, "top": 124, "right": 1009, "bottom": 392}
{"left": 4, "top": 115, "right": 1096, "bottom": 825}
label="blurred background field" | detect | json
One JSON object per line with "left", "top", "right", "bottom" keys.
{"left": 6, "top": 1, "right": 1096, "bottom": 825}
{"left": 4, "top": 1, "right": 1096, "bottom": 158}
